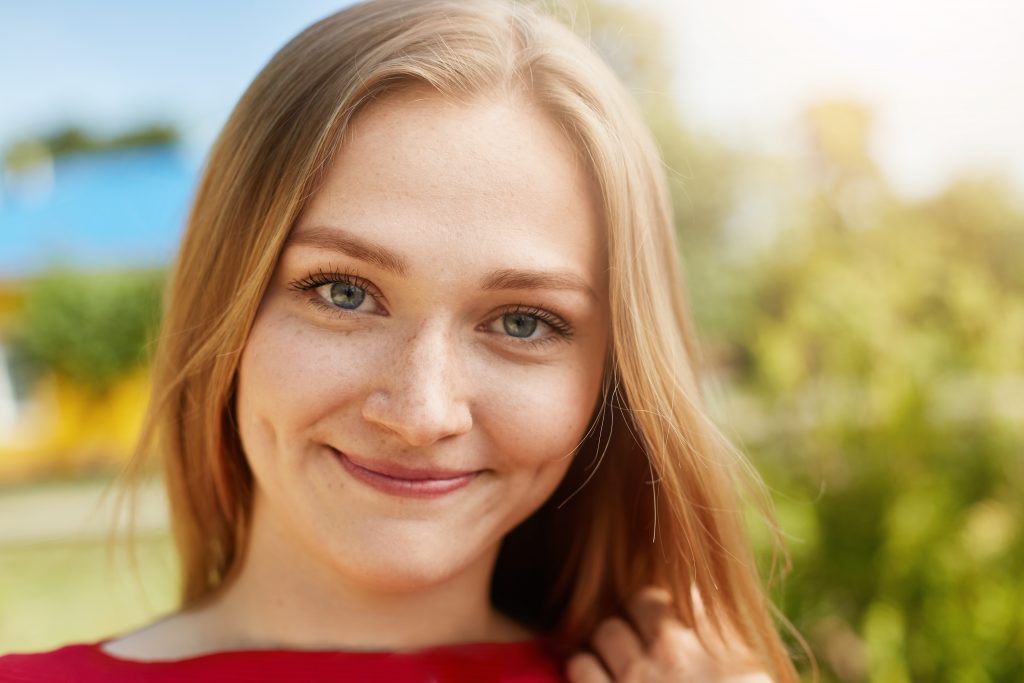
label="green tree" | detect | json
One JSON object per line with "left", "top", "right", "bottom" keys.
{"left": 713, "top": 106, "right": 1024, "bottom": 680}
{"left": 12, "top": 270, "right": 165, "bottom": 394}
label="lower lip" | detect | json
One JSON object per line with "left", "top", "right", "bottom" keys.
{"left": 333, "top": 450, "right": 480, "bottom": 499}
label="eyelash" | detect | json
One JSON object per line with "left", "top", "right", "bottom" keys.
{"left": 498, "top": 304, "right": 575, "bottom": 348}
{"left": 289, "top": 267, "right": 384, "bottom": 306}
{"left": 286, "top": 268, "right": 575, "bottom": 350}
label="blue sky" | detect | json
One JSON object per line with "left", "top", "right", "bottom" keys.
{"left": 0, "top": 1, "right": 359, "bottom": 276}
{"left": 0, "top": 1, "right": 355, "bottom": 162}
{"left": 2, "top": 0, "right": 1023, "bottom": 198}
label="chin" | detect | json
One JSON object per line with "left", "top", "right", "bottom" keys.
{"left": 336, "top": 554, "right": 474, "bottom": 594}
{"left": 314, "top": 528, "right": 494, "bottom": 595}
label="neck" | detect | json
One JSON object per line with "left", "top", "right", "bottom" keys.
{"left": 189, "top": 495, "right": 533, "bottom": 652}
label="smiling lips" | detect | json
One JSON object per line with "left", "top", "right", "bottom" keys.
{"left": 332, "top": 448, "right": 482, "bottom": 498}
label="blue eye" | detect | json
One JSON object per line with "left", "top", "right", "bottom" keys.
{"left": 288, "top": 269, "right": 382, "bottom": 315}
{"left": 491, "top": 305, "right": 575, "bottom": 350}
{"left": 502, "top": 312, "right": 538, "bottom": 338}
{"left": 328, "top": 282, "right": 366, "bottom": 309}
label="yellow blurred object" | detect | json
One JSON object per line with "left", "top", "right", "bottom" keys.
{"left": 0, "top": 368, "right": 150, "bottom": 482}
{"left": 804, "top": 100, "right": 874, "bottom": 172}
{"left": 0, "top": 282, "right": 25, "bottom": 332}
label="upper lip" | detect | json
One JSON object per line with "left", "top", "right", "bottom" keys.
{"left": 332, "top": 448, "right": 483, "bottom": 481}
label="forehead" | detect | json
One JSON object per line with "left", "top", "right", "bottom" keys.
{"left": 293, "top": 88, "right": 607, "bottom": 289}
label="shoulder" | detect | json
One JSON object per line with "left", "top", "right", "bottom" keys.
{"left": 0, "top": 609, "right": 222, "bottom": 683}
{"left": 99, "top": 610, "right": 218, "bottom": 661}
{"left": 0, "top": 642, "right": 109, "bottom": 682}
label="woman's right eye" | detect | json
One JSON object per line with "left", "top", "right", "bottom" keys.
{"left": 288, "top": 270, "right": 385, "bottom": 317}
{"left": 309, "top": 278, "right": 385, "bottom": 315}
{"left": 319, "top": 281, "right": 367, "bottom": 310}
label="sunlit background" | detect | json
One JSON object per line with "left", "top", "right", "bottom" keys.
{"left": 1, "top": 1, "right": 1022, "bottom": 680}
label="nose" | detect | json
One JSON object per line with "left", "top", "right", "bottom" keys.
{"left": 361, "top": 321, "right": 473, "bottom": 447}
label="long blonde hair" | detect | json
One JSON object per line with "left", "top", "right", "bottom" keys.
{"left": 119, "top": 0, "right": 802, "bottom": 678}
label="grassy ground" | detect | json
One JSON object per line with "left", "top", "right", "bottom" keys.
{"left": 0, "top": 477, "right": 178, "bottom": 655}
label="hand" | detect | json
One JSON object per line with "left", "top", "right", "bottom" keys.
{"left": 565, "top": 585, "right": 773, "bottom": 682}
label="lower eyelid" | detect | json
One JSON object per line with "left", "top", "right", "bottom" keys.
{"left": 305, "top": 296, "right": 343, "bottom": 316}
{"left": 489, "top": 317, "right": 573, "bottom": 351}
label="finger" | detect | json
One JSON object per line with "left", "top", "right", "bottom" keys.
{"left": 690, "top": 583, "right": 707, "bottom": 622}
{"left": 689, "top": 584, "right": 756, "bottom": 663}
{"left": 626, "top": 586, "right": 707, "bottom": 677}
{"left": 565, "top": 652, "right": 612, "bottom": 683}
{"left": 625, "top": 585, "right": 679, "bottom": 647}
{"left": 590, "top": 617, "right": 645, "bottom": 679}
{"left": 625, "top": 585, "right": 767, "bottom": 680}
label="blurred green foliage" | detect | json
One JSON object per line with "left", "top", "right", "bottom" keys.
{"left": 4, "top": 123, "right": 180, "bottom": 171}
{"left": 720, "top": 176, "right": 1024, "bottom": 682}
{"left": 3, "top": 3, "right": 1020, "bottom": 679}
{"left": 11, "top": 270, "right": 164, "bottom": 394}
{"left": 580, "top": 2, "right": 1024, "bottom": 680}
{"left": 0, "top": 531, "right": 177, "bottom": 651}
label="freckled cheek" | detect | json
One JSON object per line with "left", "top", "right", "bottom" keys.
{"left": 236, "top": 318, "right": 389, "bottom": 450}
{"left": 476, "top": 361, "right": 602, "bottom": 471}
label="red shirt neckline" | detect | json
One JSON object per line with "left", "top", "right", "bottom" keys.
{"left": 87, "top": 636, "right": 558, "bottom": 666}
{"left": 2, "top": 636, "right": 568, "bottom": 682}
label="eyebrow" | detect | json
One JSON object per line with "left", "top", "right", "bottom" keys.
{"left": 478, "top": 268, "right": 596, "bottom": 302}
{"left": 286, "top": 225, "right": 597, "bottom": 302}
{"left": 287, "top": 225, "right": 410, "bottom": 277}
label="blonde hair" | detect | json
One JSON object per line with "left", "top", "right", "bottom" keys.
{"left": 119, "top": 0, "right": 803, "bottom": 678}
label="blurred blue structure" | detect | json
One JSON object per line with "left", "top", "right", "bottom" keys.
{"left": 0, "top": 147, "right": 195, "bottom": 276}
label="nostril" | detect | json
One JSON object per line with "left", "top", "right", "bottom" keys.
{"left": 361, "top": 389, "right": 473, "bottom": 447}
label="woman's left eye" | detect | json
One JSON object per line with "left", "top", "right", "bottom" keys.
{"left": 501, "top": 312, "right": 540, "bottom": 338}
{"left": 487, "top": 306, "right": 575, "bottom": 350}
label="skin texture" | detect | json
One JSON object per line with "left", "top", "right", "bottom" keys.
{"left": 104, "top": 86, "right": 611, "bottom": 658}
{"left": 567, "top": 587, "right": 774, "bottom": 682}
{"left": 101, "top": 88, "right": 772, "bottom": 679}
{"left": 224, "top": 86, "right": 613, "bottom": 649}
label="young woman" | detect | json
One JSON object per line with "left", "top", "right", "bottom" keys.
{"left": 0, "top": 0, "right": 802, "bottom": 680}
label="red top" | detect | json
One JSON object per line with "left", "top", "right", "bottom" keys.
{"left": 0, "top": 638, "right": 566, "bottom": 682}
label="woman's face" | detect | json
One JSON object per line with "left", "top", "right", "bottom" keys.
{"left": 235, "top": 88, "right": 609, "bottom": 593}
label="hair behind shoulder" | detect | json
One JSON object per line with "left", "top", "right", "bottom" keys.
{"left": 114, "top": 1, "right": 804, "bottom": 679}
